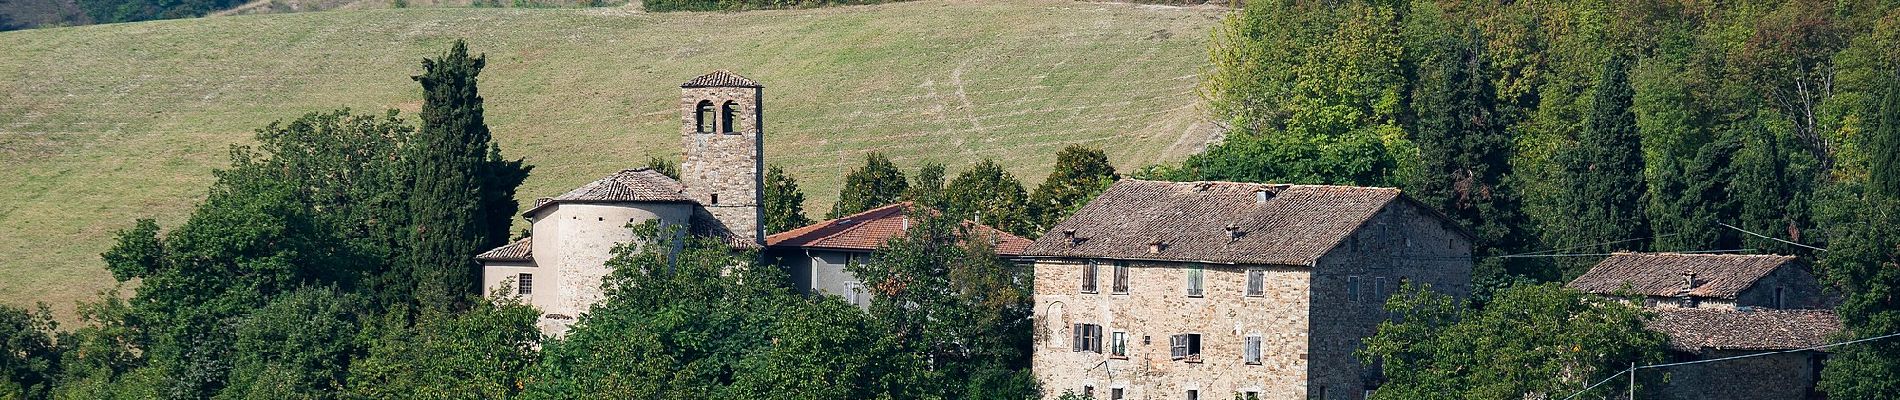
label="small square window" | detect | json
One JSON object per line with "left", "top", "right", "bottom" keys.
{"left": 1111, "top": 388, "right": 1125, "bottom": 400}
{"left": 1241, "top": 391, "right": 1260, "bottom": 400}
{"left": 517, "top": 273, "right": 533, "bottom": 295}
{"left": 1186, "top": 390, "right": 1200, "bottom": 400}
{"left": 1083, "top": 386, "right": 1094, "bottom": 398}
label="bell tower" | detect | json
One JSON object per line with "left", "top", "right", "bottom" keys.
{"left": 679, "top": 70, "right": 764, "bottom": 246}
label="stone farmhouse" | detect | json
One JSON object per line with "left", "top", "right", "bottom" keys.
{"left": 1567, "top": 253, "right": 1841, "bottom": 400}
{"left": 477, "top": 70, "right": 767, "bottom": 334}
{"left": 1024, "top": 179, "right": 1475, "bottom": 400}
{"left": 765, "top": 202, "right": 1033, "bottom": 308}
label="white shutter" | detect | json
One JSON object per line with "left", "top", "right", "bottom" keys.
{"left": 1170, "top": 334, "right": 1186, "bottom": 359}
{"left": 1244, "top": 336, "right": 1261, "bottom": 364}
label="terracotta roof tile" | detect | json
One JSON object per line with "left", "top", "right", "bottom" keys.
{"left": 1568, "top": 253, "right": 1798, "bottom": 299}
{"left": 475, "top": 237, "right": 533, "bottom": 262}
{"left": 1021, "top": 179, "right": 1408, "bottom": 266}
{"left": 523, "top": 168, "right": 691, "bottom": 216}
{"left": 765, "top": 202, "right": 1032, "bottom": 256}
{"left": 681, "top": 70, "right": 762, "bottom": 88}
{"left": 1648, "top": 308, "right": 1841, "bottom": 352}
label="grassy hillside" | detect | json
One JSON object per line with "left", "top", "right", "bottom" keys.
{"left": 0, "top": 0, "right": 1223, "bottom": 321}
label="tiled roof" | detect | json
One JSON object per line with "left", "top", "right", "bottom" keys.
{"left": 1568, "top": 253, "right": 1799, "bottom": 299}
{"left": 475, "top": 237, "right": 533, "bottom": 262}
{"left": 1648, "top": 308, "right": 1841, "bottom": 352}
{"left": 681, "top": 70, "right": 762, "bottom": 88}
{"left": 523, "top": 168, "right": 691, "bottom": 216}
{"left": 765, "top": 202, "right": 1032, "bottom": 256}
{"left": 1022, "top": 179, "right": 1414, "bottom": 266}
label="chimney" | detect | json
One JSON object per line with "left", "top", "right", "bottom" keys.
{"left": 1147, "top": 240, "right": 1167, "bottom": 254}
{"left": 1254, "top": 188, "right": 1272, "bottom": 204}
{"left": 1681, "top": 271, "right": 1698, "bottom": 291}
{"left": 1225, "top": 223, "right": 1243, "bottom": 241}
{"left": 1064, "top": 229, "right": 1080, "bottom": 246}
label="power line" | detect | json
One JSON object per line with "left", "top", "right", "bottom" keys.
{"left": 1503, "top": 233, "right": 1683, "bottom": 258}
{"left": 1560, "top": 331, "right": 1900, "bottom": 400}
{"left": 1496, "top": 249, "right": 1754, "bottom": 259}
{"left": 1719, "top": 222, "right": 1828, "bottom": 252}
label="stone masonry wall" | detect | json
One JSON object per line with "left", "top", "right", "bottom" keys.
{"left": 679, "top": 86, "right": 765, "bottom": 246}
{"left": 1033, "top": 259, "right": 1312, "bottom": 399}
{"left": 1733, "top": 263, "right": 1827, "bottom": 309}
{"left": 1654, "top": 350, "right": 1822, "bottom": 400}
{"left": 1306, "top": 200, "right": 1473, "bottom": 400}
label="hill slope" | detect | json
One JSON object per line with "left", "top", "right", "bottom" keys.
{"left": 0, "top": 0, "right": 1222, "bottom": 320}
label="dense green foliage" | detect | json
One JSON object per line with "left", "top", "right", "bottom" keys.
{"left": 903, "top": 162, "right": 948, "bottom": 210}
{"left": 827, "top": 152, "right": 909, "bottom": 219}
{"left": 347, "top": 301, "right": 540, "bottom": 399}
{"left": 642, "top": 0, "right": 908, "bottom": 12}
{"left": 0, "top": 305, "right": 61, "bottom": 399}
{"left": 1027, "top": 146, "right": 1118, "bottom": 234}
{"left": 762, "top": 165, "right": 812, "bottom": 234}
{"left": 1361, "top": 283, "right": 1667, "bottom": 399}
{"left": 942, "top": 159, "right": 1032, "bottom": 237}
{"left": 72, "top": 0, "right": 246, "bottom": 25}
{"left": 404, "top": 39, "right": 532, "bottom": 311}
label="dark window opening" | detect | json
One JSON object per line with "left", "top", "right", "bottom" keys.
{"left": 721, "top": 100, "right": 740, "bottom": 134}
{"left": 695, "top": 100, "right": 715, "bottom": 133}
{"left": 517, "top": 273, "right": 533, "bottom": 295}
{"left": 1187, "top": 390, "right": 1199, "bottom": 400}
{"left": 1072, "top": 323, "right": 1103, "bottom": 353}
{"left": 1083, "top": 386, "right": 1094, "bottom": 398}
{"left": 711, "top": 193, "right": 719, "bottom": 205}
{"left": 1081, "top": 260, "right": 1099, "bottom": 293}
{"left": 1111, "top": 388, "right": 1125, "bottom": 400}
{"left": 1170, "top": 333, "right": 1202, "bottom": 361}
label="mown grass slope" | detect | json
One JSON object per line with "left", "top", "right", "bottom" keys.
{"left": 0, "top": 0, "right": 1222, "bottom": 321}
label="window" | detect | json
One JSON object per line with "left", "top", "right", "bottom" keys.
{"left": 1186, "top": 266, "right": 1204, "bottom": 297}
{"left": 1072, "top": 324, "right": 1103, "bottom": 353}
{"left": 1081, "top": 260, "right": 1099, "bottom": 293}
{"left": 1246, "top": 269, "right": 1265, "bottom": 297}
{"left": 1111, "top": 388, "right": 1125, "bottom": 400}
{"left": 720, "top": 100, "right": 739, "bottom": 134}
{"left": 1110, "top": 331, "right": 1128, "bottom": 357}
{"left": 1240, "top": 391, "right": 1260, "bottom": 400}
{"left": 1243, "top": 335, "right": 1262, "bottom": 364}
{"left": 1169, "top": 333, "right": 1202, "bottom": 361}
{"left": 1374, "top": 277, "right": 1386, "bottom": 299}
{"left": 844, "top": 282, "right": 867, "bottom": 307}
{"left": 1347, "top": 276, "right": 1361, "bottom": 302}
{"left": 1082, "top": 386, "right": 1094, "bottom": 398}
{"left": 517, "top": 273, "right": 533, "bottom": 295}
{"left": 1186, "top": 390, "right": 1199, "bottom": 400}
{"left": 694, "top": 100, "right": 715, "bottom": 133}
{"left": 711, "top": 193, "right": 719, "bottom": 205}
{"left": 1112, "top": 261, "right": 1130, "bottom": 294}
{"left": 1775, "top": 286, "right": 1786, "bottom": 308}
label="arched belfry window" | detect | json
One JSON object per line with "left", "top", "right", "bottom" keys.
{"left": 695, "top": 100, "right": 715, "bottom": 133}
{"left": 720, "top": 101, "right": 740, "bottom": 134}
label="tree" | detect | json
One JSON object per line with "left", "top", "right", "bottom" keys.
{"left": 219, "top": 287, "right": 366, "bottom": 399}
{"left": 828, "top": 152, "right": 908, "bottom": 219}
{"left": 1545, "top": 55, "right": 1649, "bottom": 278}
{"left": 0, "top": 304, "right": 61, "bottom": 400}
{"left": 904, "top": 162, "right": 948, "bottom": 210}
{"left": 847, "top": 212, "right": 1037, "bottom": 399}
{"left": 1873, "top": 77, "right": 1900, "bottom": 197}
{"left": 346, "top": 300, "right": 540, "bottom": 399}
{"left": 1361, "top": 283, "right": 1667, "bottom": 399}
{"left": 1028, "top": 146, "right": 1118, "bottom": 234}
{"left": 403, "top": 39, "right": 532, "bottom": 310}
{"left": 763, "top": 165, "right": 812, "bottom": 234}
{"left": 942, "top": 159, "right": 1033, "bottom": 237}
{"left": 647, "top": 155, "right": 680, "bottom": 181}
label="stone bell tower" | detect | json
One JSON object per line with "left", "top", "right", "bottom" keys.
{"left": 679, "top": 70, "right": 764, "bottom": 247}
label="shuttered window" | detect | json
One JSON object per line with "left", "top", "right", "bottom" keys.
{"left": 1186, "top": 266, "right": 1204, "bottom": 297}
{"left": 1169, "top": 333, "right": 1201, "bottom": 360}
{"left": 1081, "top": 260, "right": 1099, "bottom": 293}
{"left": 1246, "top": 269, "right": 1265, "bottom": 297}
{"left": 1244, "top": 336, "right": 1262, "bottom": 364}
{"left": 1112, "top": 261, "right": 1130, "bottom": 294}
{"left": 1073, "top": 324, "right": 1103, "bottom": 353}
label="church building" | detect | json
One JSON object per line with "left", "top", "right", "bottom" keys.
{"left": 475, "top": 70, "right": 766, "bottom": 334}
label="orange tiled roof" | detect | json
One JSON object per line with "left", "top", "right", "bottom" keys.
{"left": 765, "top": 202, "right": 1031, "bottom": 256}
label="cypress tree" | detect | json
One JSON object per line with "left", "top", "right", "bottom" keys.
{"left": 404, "top": 39, "right": 530, "bottom": 309}
{"left": 762, "top": 165, "right": 811, "bottom": 234}
{"left": 1873, "top": 76, "right": 1900, "bottom": 197}
{"left": 827, "top": 153, "right": 908, "bottom": 219}
{"left": 1550, "top": 55, "right": 1648, "bottom": 278}
{"left": 1406, "top": 27, "right": 1533, "bottom": 280}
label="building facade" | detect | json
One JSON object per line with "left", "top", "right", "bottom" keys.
{"left": 1025, "top": 180, "right": 1474, "bottom": 400}
{"left": 764, "top": 202, "right": 1032, "bottom": 308}
{"left": 476, "top": 70, "right": 766, "bottom": 335}
{"left": 1567, "top": 253, "right": 1840, "bottom": 400}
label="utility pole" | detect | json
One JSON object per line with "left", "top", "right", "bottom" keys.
{"left": 1628, "top": 362, "right": 1636, "bottom": 400}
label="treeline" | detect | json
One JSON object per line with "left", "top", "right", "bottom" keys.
{"left": 1157, "top": 0, "right": 1900, "bottom": 397}
{"left": 641, "top": 0, "right": 907, "bottom": 12}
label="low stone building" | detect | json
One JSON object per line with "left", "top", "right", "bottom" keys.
{"left": 1024, "top": 179, "right": 1474, "bottom": 400}
{"left": 765, "top": 201, "right": 1032, "bottom": 307}
{"left": 476, "top": 70, "right": 766, "bottom": 335}
{"left": 1567, "top": 253, "right": 1840, "bottom": 400}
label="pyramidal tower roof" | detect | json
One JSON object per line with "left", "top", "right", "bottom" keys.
{"left": 681, "top": 70, "right": 763, "bottom": 88}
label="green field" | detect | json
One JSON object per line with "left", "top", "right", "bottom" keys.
{"left": 0, "top": 0, "right": 1223, "bottom": 322}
